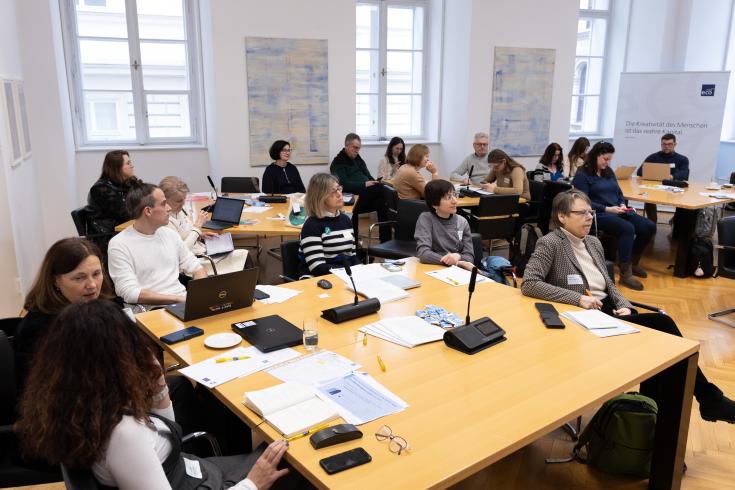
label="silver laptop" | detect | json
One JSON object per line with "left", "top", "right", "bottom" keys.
{"left": 613, "top": 165, "right": 637, "bottom": 180}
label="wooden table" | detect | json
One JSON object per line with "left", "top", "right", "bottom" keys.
{"left": 136, "top": 259, "right": 698, "bottom": 489}
{"left": 619, "top": 179, "right": 735, "bottom": 277}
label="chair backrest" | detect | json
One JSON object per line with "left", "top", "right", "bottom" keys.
{"left": 718, "top": 216, "right": 735, "bottom": 278}
{"left": 0, "top": 331, "right": 16, "bottom": 426}
{"left": 221, "top": 177, "right": 260, "bottom": 193}
{"left": 70, "top": 207, "right": 89, "bottom": 236}
{"left": 280, "top": 239, "right": 302, "bottom": 281}
{"left": 383, "top": 185, "right": 399, "bottom": 221}
{"left": 538, "top": 180, "right": 572, "bottom": 234}
{"left": 0, "top": 317, "right": 22, "bottom": 343}
{"left": 395, "top": 199, "right": 430, "bottom": 241}
{"left": 61, "top": 463, "right": 100, "bottom": 490}
{"left": 476, "top": 194, "right": 520, "bottom": 217}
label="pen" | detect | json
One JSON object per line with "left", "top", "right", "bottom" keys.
{"left": 447, "top": 277, "right": 460, "bottom": 286}
{"left": 363, "top": 333, "right": 368, "bottom": 346}
{"left": 584, "top": 289, "right": 593, "bottom": 297}
{"left": 377, "top": 355, "right": 386, "bottom": 372}
{"left": 286, "top": 422, "right": 333, "bottom": 442}
{"left": 216, "top": 356, "right": 251, "bottom": 363}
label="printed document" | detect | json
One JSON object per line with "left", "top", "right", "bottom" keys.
{"left": 255, "top": 284, "right": 301, "bottom": 304}
{"left": 425, "top": 265, "right": 489, "bottom": 286}
{"left": 204, "top": 232, "right": 235, "bottom": 255}
{"left": 359, "top": 316, "right": 445, "bottom": 348}
{"left": 317, "top": 372, "right": 408, "bottom": 425}
{"left": 268, "top": 350, "right": 361, "bottom": 386}
{"left": 560, "top": 310, "right": 639, "bottom": 338}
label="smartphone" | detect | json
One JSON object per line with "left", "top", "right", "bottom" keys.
{"left": 534, "top": 303, "right": 565, "bottom": 329}
{"left": 381, "top": 262, "right": 402, "bottom": 272}
{"left": 319, "top": 447, "right": 372, "bottom": 474}
{"left": 160, "top": 326, "right": 204, "bottom": 345}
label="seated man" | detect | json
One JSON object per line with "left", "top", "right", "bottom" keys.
{"left": 330, "top": 132, "right": 390, "bottom": 242}
{"left": 108, "top": 183, "right": 206, "bottom": 307}
{"left": 450, "top": 132, "right": 490, "bottom": 185}
{"left": 636, "top": 133, "right": 690, "bottom": 223}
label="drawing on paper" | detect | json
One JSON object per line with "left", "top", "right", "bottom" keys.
{"left": 246, "top": 37, "right": 329, "bottom": 166}
{"left": 490, "top": 47, "right": 555, "bottom": 156}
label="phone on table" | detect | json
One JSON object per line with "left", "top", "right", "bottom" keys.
{"left": 381, "top": 262, "right": 402, "bottom": 272}
{"left": 160, "top": 326, "right": 204, "bottom": 345}
{"left": 319, "top": 447, "right": 372, "bottom": 474}
{"left": 534, "top": 303, "right": 565, "bottom": 329}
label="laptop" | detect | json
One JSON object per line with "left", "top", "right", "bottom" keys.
{"left": 202, "top": 196, "right": 245, "bottom": 230}
{"left": 231, "top": 314, "right": 303, "bottom": 352}
{"left": 613, "top": 165, "right": 637, "bottom": 180}
{"left": 164, "top": 268, "right": 258, "bottom": 321}
{"left": 641, "top": 162, "right": 672, "bottom": 181}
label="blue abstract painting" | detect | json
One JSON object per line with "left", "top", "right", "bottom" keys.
{"left": 490, "top": 47, "right": 555, "bottom": 157}
{"left": 245, "top": 37, "right": 329, "bottom": 165}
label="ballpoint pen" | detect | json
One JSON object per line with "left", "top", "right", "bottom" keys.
{"left": 286, "top": 422, "right": 333, "bottom": 442}
{"left": 447, "top": 277, "right": 460, "bottom": 286}
{"left": 363, "top": 333, "right": 368, "bottom": 346}
{"left": 377, "top": 355, "right": 386, "bottom": 372}
{"left": 216, "top": 356, "right": 251, "bottom": 363}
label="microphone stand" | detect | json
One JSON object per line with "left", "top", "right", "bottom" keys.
{"left": 320, "top": 257, "right": 381, "bottom": 324}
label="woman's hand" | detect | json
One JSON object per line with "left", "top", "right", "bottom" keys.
{"left": 202, "top": 231, "right": 219, "bottom": 239}
{"left": 481, "top": 182, "right": 496, "bottom": 192}
{"left": 246, "top": 440, "right": 290, "bottom": 490}
{"left": 605, "top": 205, "right": 626, "bottom": 214}
{"left": 456, "top": 260, "right": 474, "bottom": 271}
{"left": 194, "top": 210, "right": 208, "bottom": 228}
{"left": 613, "top": 308, "right": 631, "bottom": 316}
{"left": 425, "top": 161, "right": 438, "bottom": 175}
{"left": 579, "top": 295, "right": 603, "bottom": 310}
{"left": 440, "top": 253, "right": 461, "bottom": 266}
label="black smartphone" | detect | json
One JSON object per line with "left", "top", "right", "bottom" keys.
{"left": 160, "top": 326, "right": 204, "bottom": 345}
{"left": 534, "top": 303, "right": 565, "bottom": 329}
{"left": 319, "top": 447, "right": 371, "bottom": 474}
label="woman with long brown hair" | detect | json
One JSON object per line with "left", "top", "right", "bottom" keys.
{"left": 480, "top": 149, "right": 530, "bottom": 200}
{"left": 16, "top": 300, "right": 294, "bottom": 489}
{"left": 564, "top": 136, "right": 590, "bottom": 178}
{"left": 391, "top": 143, "right": 440, "bottom": 199}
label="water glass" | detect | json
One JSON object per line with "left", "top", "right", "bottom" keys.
{"left": 303, "top": 319, "right": 319, "bottom": 351}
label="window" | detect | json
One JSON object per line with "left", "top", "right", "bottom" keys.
{"left": 570, "top": 0, "right": 611, "bottom": 134}
{"left": 60, "top": 0, "right": 204, "bottom": 147}
{"left": 356, "top": 1, "right": 427, "bottom": 140}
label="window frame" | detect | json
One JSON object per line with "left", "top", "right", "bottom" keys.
{"left": 60, "top": 0, "right": 206, "bottom": 148}
{"left": 570, "top": 2, "right": 613, "bottom": 136}
{"left": 356, "top": 0, "right": 430, "bottom": 141}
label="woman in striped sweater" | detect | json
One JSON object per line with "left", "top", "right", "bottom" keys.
{"left": 299, "top": 173, "right": 360, "bottom": 276}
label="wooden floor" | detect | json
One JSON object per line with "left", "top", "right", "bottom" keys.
{"left": 11, "top": 211, "right": 735, "bottom": 490}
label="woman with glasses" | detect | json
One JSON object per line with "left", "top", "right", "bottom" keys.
{"left": 261, "top": 140, "right": 306, "bottom": 194}
{"left": 521, "top": 190, "right": 735, "bottom": 424}
{"left": 299, "top": 173, "right": 359, "bottom": 276}
{"left": 414, "top": 179, "right": 474, "bottom": 271}
{"left": 572, "top": 141, "right": 656, "bottom": 290}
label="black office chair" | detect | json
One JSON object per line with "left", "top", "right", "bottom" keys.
{"left": 221, "top": 177, "right": 260, "bottom": 194}
{"left": 367, "top": 199, "right": 429, "bottom": 262}
{"left": 468, "top": 194, "right": 519, "bottom": 254}
{"left": 538, "top": 181, "right": 572, "bottom": 234}
{"left": 708, "top": 216, "right": 735, "bottom": 327}
{"left": 521, "top": 176, "right": 545, "bottom": 226}
{"left": 279, "top": 239, "right": 312, "bottom": 282}
{"left": 70, "top": 206, "right": 118, "bottom": 255}
{"left": 0, "top": 317, "right": 21, "bottom": 346}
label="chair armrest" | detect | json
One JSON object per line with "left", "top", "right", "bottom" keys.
{"left": 714, "top": 244, "right": 735, "bottom": 251}
{"left": 629, "top": 301, "right": 663, "bottom": 314}
{"left": 279, "top": 274, "right": 313, "bottom": 283}
{"left": 196, "top": 254, "right": 218, "bottom": 276}
{"left": 182, "top": 431, "right": 222, "bottom": 457}
{"left": 0, "top": 423, "right": 15, "bottom": 437}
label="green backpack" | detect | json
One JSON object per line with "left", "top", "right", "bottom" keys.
{"left": 549, "top": 392, "right": 658, "bottom": 477}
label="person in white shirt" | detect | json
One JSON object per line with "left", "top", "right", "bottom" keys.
{"left": 450, "top": 132, "right": 491, "bottom": 185}
{"left": 16, "top": 300, "right": 297, "bottom": 490}
{"left": 159, "top": 176, "right": 248, "bottom": 276}
{"left": 108, "top": 183, "right": 207, "bottom": 305}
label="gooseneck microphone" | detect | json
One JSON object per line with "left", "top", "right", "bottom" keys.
{"left": 466, "top": 266, "right": 478, "bottom": 325}
{"left": 466, "top": 166, "right": 474, "bottom": 187}
{"left": 207, "top": 175, "right": 218, "bottom": 196}
{"left": 342, "top": 257, "right": 360, "bottom": 306}
{"left": 320, "top": 257, "right": 381, "bottom": 324}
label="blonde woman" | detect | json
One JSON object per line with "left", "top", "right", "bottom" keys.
{"left": 481, "top": 149, "right": 531, "bottom": 201}
{"left": 392, "top": 144, "right": 440, "bottom": 199}
{"left": 299, "top": 173, "right": 359, "bottom": 276}
{"left": 159, "top": 176, "right": 248, "bottom": 276}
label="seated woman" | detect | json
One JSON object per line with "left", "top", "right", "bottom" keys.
{"left": 534, "top": 143, "right": 564, "bottom": 182}
{"left": 159, "top": 176, "right": 248, "bottom": 275}
{"left": 572, "top": 141, "right": 656, "bottom": 290}
{"left": 392, "top": 144, "right": 440, "bottom": 199}
{"left": 481, "top": 149, "right": 531, "bottom": 201}
{"left": 377, "top": 137, "right": 406, "bottom": 180}
{"left": 15, "top": 300, "right": 299, "bottom": 489}
{"left": 414, "top": 180, "right": 474, "bottom": 271}
{"left": 564, "top": 136, "right": 589, "bottom": 178}
{"left": 521, "top": 189, "right": 735, "bottom": 424}
{"left": 15, "top": 237, "right": 112, "bottom": 393}
{"left": 299, "top": 173, "right": 360, "bottom": 276}
{"left": 86, "top": 150, "right": 142, "bottom": 252}
{"left": 261, "top": 140, "right": 306, "bottom": 194}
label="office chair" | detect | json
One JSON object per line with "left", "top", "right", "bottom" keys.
{"left": 279, "top": 239, "right": 312, "bottom": 282}
{"left": 367, "top": 199, "right": 429, "bottom": 262}
{"left": 0, "top": 317, "right": 22, "bottom": 345}
{"left": 520, "top": 175, "right": 545, "bottom": 226}
{"left": 70, "top": 206, "right": 118, "bottom": 254}
{"left": 221, "top": 177, "right": 260, "bottom": 194}
{"left": 467, "top": 194, "right": 519, "bottom": 254}
{"left": 708, "top": 216, "right": 735, "bottom": 327}
{"left": 538, "top": 181, "right": 572, "bottom": 234}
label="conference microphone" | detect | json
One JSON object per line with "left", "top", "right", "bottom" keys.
{"left": 320, "top": 257, "right": 381, "bottom": 324}
{"left": 466, "top": 166, "right": 474, "bottom": 187}
{"left": 444, "top": 266, "right": 507, "bottom": 355}
{"left": 206, "top": 175, "right": 218, "bottom": 196}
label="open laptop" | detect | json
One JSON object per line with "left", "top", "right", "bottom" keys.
{"left": 164, "top": 268, "right": 258, "bottom": 321}
{"left": 231, "top": 314, "right": 303, "bottom": 352}
{"left": 613, "top": 165, "right": 637, "bottom": 180}
{"left": 641, "top": 162, "right": 672, "bottom": 181}
{"left": 202, "top": 196, "right": 245, "bottom": 230}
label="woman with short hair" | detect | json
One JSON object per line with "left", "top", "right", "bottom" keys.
{"left": 377, "top": 137, "right": 406, "bottom": 180}
{"left": 299, "top": 173, "right": 359, "bottom": 276}
{"left": 391, "top": 143, "right": 440, "bottom": 199}
{"left": 481, "top": 149, "right": 531, "bottom": 201}
{"left": 521, "top": 189, "right": 735, "bottom": 424}
{"left": 261, "top": 140, "right": 306, "bottom": 194}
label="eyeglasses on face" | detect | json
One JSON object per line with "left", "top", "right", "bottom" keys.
{"left": 375, "top": 425, "right": 410, "bottom": 455}
{"left": 281, "top": 148, "right": 292, "bottom": 153}
{"left": 442, "top": 192, "right": 459, "bottom": 200}
{"left": 329, "top": 185, "right": 344, "bottom": 196}
{"left": 569, "top": 209, "right": 594, "bottom": 217}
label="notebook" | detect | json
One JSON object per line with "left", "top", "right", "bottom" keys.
{"left": 243, "top": 382, "right": 339, "bottom": 437}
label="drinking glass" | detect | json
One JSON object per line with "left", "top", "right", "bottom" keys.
{"left": 303, "top": 319, "right": 319, "bottom": 351}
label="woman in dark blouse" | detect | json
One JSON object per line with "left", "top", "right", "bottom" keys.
{"left": 261, "top": 140, "right": 306, "bottom": 194}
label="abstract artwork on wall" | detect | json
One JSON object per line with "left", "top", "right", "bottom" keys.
{"left": 245, "top": 37, "right": 329, "bottom": 166}
{"left": 490, "top": 47, "right": 556, "bottom": 157}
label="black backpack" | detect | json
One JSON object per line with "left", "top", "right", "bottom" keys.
{"left": 686, "top": 237, "right": 714, "bottom": 278}
{"left": 510, "top": 224, "right": 543, "bottom": 277}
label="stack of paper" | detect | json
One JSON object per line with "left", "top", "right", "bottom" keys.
{"left": 244, "top": 382, "right": 339, "bottom": 437}
{"left": 268, "top": 350, "right": 361, "bottom": 386}
{"left": 316, "top": 372, "right": 408, "bottom": 425}
{"left": 204, "top": 232, "right": 234, "bottom": 255}
{"left": 359, "top": 316, "right": 446, "bottom": 348}
{"left": 331, "top": 264, "right": 410, "bottom": 304}
{"left": 560, "top": 310, "right": 639, "bottom": 338}
{"left": 425, "top": 265, "right": 489, "bottom": 286}
{"left": 255, "top": 284, "right": 301, "bottom": 304}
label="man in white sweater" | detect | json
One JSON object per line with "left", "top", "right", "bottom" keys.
{"left": 108, "top": 183, "right": 206, "bottom": 305}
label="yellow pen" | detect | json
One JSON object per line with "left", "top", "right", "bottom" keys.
{"left": 363, "top": 332, "right": 368, "bottom": 346}
{"left": 447, "top": 277, "right": 460, "bottom": 286}
{"left": 377, "top": 355, "right": 386, "bottom": 372}
{"left": 215, "top": 356, "right": 251, "bottom": 363}
{"left": 286, "top": 422, "right": 332, "bottom": 442}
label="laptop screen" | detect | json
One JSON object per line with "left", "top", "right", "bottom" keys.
{"left": 211, "top": 197, "right": 245, "bottom": 223}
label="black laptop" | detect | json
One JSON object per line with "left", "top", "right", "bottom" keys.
{"left": 231, "top": 315, "right": 303, "bottom": 352}
{"left": 164, "top": 268, "right": 258, "bottom": 321}
{"left": 202, "top": 196, "right": 245, "bottom": 230}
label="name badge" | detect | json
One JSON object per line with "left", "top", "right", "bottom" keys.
{"left": 669, "top": 163, "right": 676, "bottom": 168}
{"left": 567, "top": 274, "right": 584, "bottom": 285}
{"left": 184, "top": 458, "right": 203, "bottom": 479}
{"left": 458, "top": 230, "right": 463, "bottom": 241}
{"left": 503, "top": 177, "right": 510, "bottom": 184}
